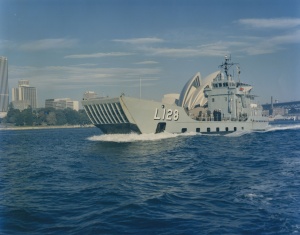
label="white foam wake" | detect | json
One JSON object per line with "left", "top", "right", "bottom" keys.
{"left": 225, "top": 130, "right": 252, "bottom": 137}
{"left": 225, "top": 124, "right": 300, "bottom": 137}
{"left": 264, "top": 124, "right": 300, "bottom": 132}
{"left": 87, "top": 132, "right": 184, "bottom": 142}
{"left": 88, "top": 124, "right": 300, "bottom": 142}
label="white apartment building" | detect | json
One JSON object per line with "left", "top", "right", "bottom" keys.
{"left": 45, "top": 98, "right": 79, "bottom": 111}
{"left": 12, "top": 80, "right": 37, "bottom": 109}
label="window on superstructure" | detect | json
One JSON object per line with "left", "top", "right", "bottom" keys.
{"left": 207, "top": 127, "right": 210, "bottom": 132}
{"left": 196, "top": 128, "right": 200, "bottom": 133}
{"left": 216, "top": 127, "right": 220, "bottom": 132}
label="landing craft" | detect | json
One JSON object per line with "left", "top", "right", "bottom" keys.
{"left": 82, "top": 56, "right": 269, "bottom": 134}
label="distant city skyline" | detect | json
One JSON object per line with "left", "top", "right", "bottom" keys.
{"left": 1, "top": 0, "right": 300, "bottom": 107}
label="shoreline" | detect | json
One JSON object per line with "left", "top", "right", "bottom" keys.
{"left": 0, "top": 125, "right": 95, "bottom": 131}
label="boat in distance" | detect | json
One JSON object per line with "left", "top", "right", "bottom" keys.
{"left": 82, "top": 56, "right": 269, "bottom": 134}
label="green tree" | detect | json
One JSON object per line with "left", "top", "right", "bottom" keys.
{"left": 78, "top": 109, "right": 91, "bottom": 125}
{"left": 55, "top": 110, "right": 67, "bottom": 125}
{"left": 1, "top": 105, "right": 92, "bottom": 126}
{"left": 64, "top": 108, "right": 80, "bottom": 125}
{"left": 6, "top": 107, "right": 21, "bottom": 124}
{"left": 22, "top": 107, "right": 34, "bottom": 126}
{"left": 46, "top": 112, "right": 57, "bottom": 125}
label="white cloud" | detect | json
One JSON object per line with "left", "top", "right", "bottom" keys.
{"left": 9, "top": 65, "right": 161, "bottom": 86}
{"left": 141, "top": 43, "right": 230, "bottom": 58}
{"left": 237, "top": 30, "right": 300, "bottom": 55}
{"left": 20, "top": 38, "right": 78, "bottom": 51}
{"left": 237, "top": 18, "right": 300, "bottom": 29}
{"left": 135, "top": 61, "right": 159, "bottom": 65}
{"left": 0, "top": 40, "right": 16, "bottom": 50}
{"left": 113, "top": 37, "right": 164, "bottom": 44}
{"left": 270, "top": 29, "right": 300, "bottom": 44}
{"left": 64, "top": 52, "right": 134, "bottom": 59}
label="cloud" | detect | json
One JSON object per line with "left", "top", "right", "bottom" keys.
{"left": 140, "top": 42, "right": 232, "bottom": 58}
{"left": 237, "top": 30, "right": 300, "bottom": 55}
{"left": 64, "top": 52, "right": 134, "bottom": 59}
{"left": 20, "top": 38, "right": 78, "bottom": 51}
{"left": 113, "top": 37, "right": 164, "bottom": 44}
{"left": 237, "top": 18, "right": 300, "bottom": 29}
{"left": 135, "top": 61, "right": 159, "bottom": 65}
{"left": 0, "top": 40, "right": 16, "bottom": 50}
{"left": 9, "top": 65, "right": 161, "bottom": 86}
{"left": 270, "top": 29, "right": 300, "bottom": 44}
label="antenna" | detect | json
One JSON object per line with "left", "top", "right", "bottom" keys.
{"left": 236, "top": 65, "right": 241, "bottom": 83}
{"left": 219, "top": 55, "right": 239, "bottom": 80}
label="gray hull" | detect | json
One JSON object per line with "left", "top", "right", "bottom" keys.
{"left": 82, "top": 96, "right": 268, "bottom": 134}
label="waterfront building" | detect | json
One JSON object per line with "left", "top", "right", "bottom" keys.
{"left": 83, "top": 91, "right": 98, "bottom": 100}
{"left": 0, "top": 56, "right": 9, "bottom": 117}
{"left": 11, "top": 100, "right": 31, "bottom": 111}
{"left": 12, "top": 80, "right": 37, "bottom": 109}
{"left": 45, "top": 98, "right": 79, "bottom": 111}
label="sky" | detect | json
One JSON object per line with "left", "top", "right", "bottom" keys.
{"left": 1, "top": 0, "right": 300, "bottom": 108}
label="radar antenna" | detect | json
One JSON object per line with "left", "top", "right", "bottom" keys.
{"left": 219, "top": 55, "right": 239, "bottom": 80}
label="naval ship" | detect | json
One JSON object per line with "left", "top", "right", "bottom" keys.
{"left": 82, "top": 56, "right": 269, "bottom": 134}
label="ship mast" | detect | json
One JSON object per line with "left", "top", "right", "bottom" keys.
{"left": 219, "top": 55, "right": 239, "bottom": 80}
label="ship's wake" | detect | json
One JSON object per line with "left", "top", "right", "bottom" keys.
{"left": 225, "top": 123, "right": 300, "bottom": 137}
{"left": 87, "top": 131, "right": 201, "bottom": 142}
{"left": 87, "top": 132, "right": 198, "bottom": 142}
{"left": 88, "top": 124, "right": 300, "bottom": 142}
{"left": 264, "top": 123, "right": 300, "bottom": 132}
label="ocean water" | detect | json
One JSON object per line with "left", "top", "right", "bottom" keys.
{"left": 1, "top": 125, "right": 300, "bottom": 235}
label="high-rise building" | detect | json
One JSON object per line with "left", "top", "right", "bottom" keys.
{"left": 12, "top": 80, "right": 37, "bottom": 109}
{"left": 0, "top": 56, "right": 9, "bottom": 117}
{"left": 18, "top": 80, "right": 30, "bottom": 87}
{"left": 45, "top": 98, "right": 79, "bottom": 111}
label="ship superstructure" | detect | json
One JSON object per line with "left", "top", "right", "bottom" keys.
{"left": 82, "top": 56, "right": 268, "bottom": 134}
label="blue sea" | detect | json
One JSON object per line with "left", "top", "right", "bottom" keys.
{"left": 1, "top": 124, "right": 300, "bottom": 235}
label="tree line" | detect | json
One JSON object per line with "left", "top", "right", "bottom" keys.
{"left": 2, "top": 105, "right": 91, "bottom": 126}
